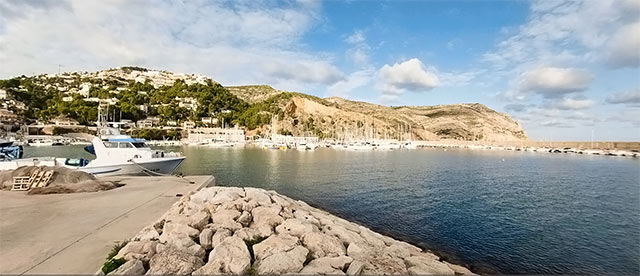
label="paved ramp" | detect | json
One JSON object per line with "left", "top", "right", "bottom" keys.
{"left": 0, "top": 175, "right": 213, "bottom": 274}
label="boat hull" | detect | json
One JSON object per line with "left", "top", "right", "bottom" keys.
{"left": 78, "top": 157, "right": 185, "bottom": 176}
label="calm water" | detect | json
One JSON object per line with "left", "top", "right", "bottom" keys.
{"left": 27, "top": 146, "right": 640, "bottom": 275}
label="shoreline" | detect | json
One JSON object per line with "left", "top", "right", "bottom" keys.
{"left": 104, "top": 186, "right": 478, "bottom": 275}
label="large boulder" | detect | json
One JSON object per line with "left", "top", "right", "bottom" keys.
{"left": 251, "top": 205, "right": 284, "bottom": 228}
{"left": 211, "top": 228, "right": 232, "bottom": 248}
{"left": 275, "top": 218, "right": 319, "bottom": 238}
{"left": 115, "top": 240, "right": 157, "bottom": 262}
{"left": 252, "top": 234, "right": 300, "bottom": 261}
{"left": 146, "top": 247, "right": 204, "bottom": 275}
{"left": 209, "top": 188, "right": 245, "bottom": 205}
{"left": 199, "top": 228, "right": 214, "bottom": 250}
{"left": 193, "top": 236, "right": 251, "bottom": 275}
{"left": 299, "top": 256, "right": 353, "bottom": 275}
{"left": 301, "top": 232, "right": 347, "bottom": 258}
{"left": 404, "top": 255, "right": 455, "bottom": 275}
{"left": 245, "top": 187, "right": 272, "bottom": 205}
{"left": 108, "top": 259, "right": 145, "bottom": 275}
{"left": 254, "top": 246, "right": 309, "bottom": 274}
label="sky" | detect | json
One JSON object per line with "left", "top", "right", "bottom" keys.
{"left": 0, "top": 0, "right": 639, "bottom": 141}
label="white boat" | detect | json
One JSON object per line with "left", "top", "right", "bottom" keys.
{"left": 0, "top": 127, "right": 185, "bottom": 176}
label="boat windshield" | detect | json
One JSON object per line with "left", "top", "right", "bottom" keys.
{"left": 131, "top": 142, "right": 149, "bottom": 148}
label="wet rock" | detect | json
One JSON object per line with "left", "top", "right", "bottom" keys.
{"left": 109, "top": 259, "right": 145, "bottom": 275}
{"left": 299, "top": 256, "right": 353, "bottom": 275}
{"left": 199, "top": 228, "right": 214, "bottom": 250}
{"left": 146, "top": 247, "right": 204, "bottom": 275}
{"left": 193, "top": 236, "right": 251, "bottom": 275}
{"left": 275, "top": 218, "right": 319, "bottom": 237}
{"left": 405, "top": 255, "right": 455, "bottom": 275}
{"left": 302, "top": 232, "right": 347, "bottom": 258}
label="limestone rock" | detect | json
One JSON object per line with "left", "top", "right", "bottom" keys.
{"left": 302, "top": 232, "right": 346, "bottom": 259}
{"left": 345, "top": 260, "right": 365, "bottom": 275}
{"left": 360, "top": 254, "right": 408, "bottom": 275}
{"left": 405, "top": 255, "right": 455, "bottom": 275}
{"left": 193, "top": 236, "right": 251, "bottom": 275}
{"left": 251, "top": 205, "right": 284, "bottom": 228}
{"left": 146, "top": 247, "right": 204, "bottom": 275}
{"left": 161, "top": 222, "right": 199, "bottom": 240}
{"left": 199, "top": 228, "right": 214, "bottom": 250}
{"left": 241, "top": 200, "right": 261, "bottom": 212}
{"left": 190, "top": 187, "right": 220, "bottom": 205}
{"left": 245, "top": 187, "right": 272, "bottom": 205}
{"left": 237, "top": 211, "right": 252, "bottom": 227}
{"left": 211, "top": 228, "right": 232, "bottom": 248}
{"left": 254, "top": 246, "right": 309, "bottom": 274}
{"left": 109, "top": 259, "right": 145, "bottom": 275}
{"left": 132, "top": 226, "right": 160, "bottom": 241}
{"left": 299, "top": 256, "right": 353, "bottom": 275}
{"left": 233, "top": 226, "right": 272, "bottom": 242}
{"left": 253, "top": 234, "right": 300, "bottom": 261}
{"left": 323, "top": 224, "right": 365, "bottom": 247}
{"left": 292, "top": 209, "right": 321, "bottom": 226}
{"left": 445, "top": 262, "right": 476, "bottom": 275}
{"left": 188, "top": 210, "right": 210, "bottom": 231}
{"left": 159, "top": 223, "right": 205, "bottom": 259}
{"left": 210, "top": 188, "right": 245, "bottom": 205}
{"left": 275, "top": 218, "right": 319, "bottom": 238}
{"left": 115, "top": 240, "right": 156, "bottom": 261}
{"left": 209, "top": 209, "right": 243, "bottom": 231}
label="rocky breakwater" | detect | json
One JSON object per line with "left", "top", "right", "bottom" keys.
{"left": 105, "top": 186, "right": 476, "bottom": 275}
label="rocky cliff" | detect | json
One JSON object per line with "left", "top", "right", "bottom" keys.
{"left": 234, "top": 91, "right": 527, "bottom": 142}
{"left": 0, "top": 67, "right": 528, "bottom": 141}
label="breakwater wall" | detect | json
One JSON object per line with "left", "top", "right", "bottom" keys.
{"left": 103, "top": 186, "right": 476, "bottom": 275}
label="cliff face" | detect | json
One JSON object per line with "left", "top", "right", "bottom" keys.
{"left": 240, "top": 94, "right": 527, "bottom": 142}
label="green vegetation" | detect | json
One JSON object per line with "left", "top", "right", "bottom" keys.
{"left": 131, "top": 128, "right": 182, "bottom": 140}
{"left": 101, "top": 241, "right": 128, "bottom": 274}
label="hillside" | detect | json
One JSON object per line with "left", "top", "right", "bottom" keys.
{"left": 0, "top": 67, "right": 528, "bottom": 141}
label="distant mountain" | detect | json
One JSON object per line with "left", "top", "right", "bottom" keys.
{"left": 0, "top": 67, "right": 528, "bottom": 141}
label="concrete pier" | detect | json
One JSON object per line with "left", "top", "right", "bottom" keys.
{"left": 0, "top": 175, "right": 214, "bottom": 274}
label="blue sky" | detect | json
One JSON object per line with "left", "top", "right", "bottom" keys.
{"left": 0, "top": 0, "right": 638, "bottom": 141}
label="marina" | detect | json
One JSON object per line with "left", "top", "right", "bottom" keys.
{"left": 18, "top": 144, "right": 640, "bottom": 275}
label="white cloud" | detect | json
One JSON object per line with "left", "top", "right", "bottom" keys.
{"left": 326, "top": 69, "right": 374, "bottom": 98}
{"left": 483, "top": 0, "right": 639, "bottom": 69}
{"left": 0, "top": 0, "right": 345, "bottom": 87}
{"left": 345, "top": 30, "right": 370, "bottom": 67}
{"left": 520, "top": 67, "right": 593, "bottom": 97}
{"left": 604, "top": 22, "right": 640, "bottom": 68}
{"left": 377, "top": 58, "right": 439, "bottom": 97}
{"left": 606, "top": 89, "right": 640, "bottom": 105}
{"left": 345, "top": 30, "right": 365, "bottom": 44}
{"left": 550, "top": 97, "right": 594, "bottom": 110}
